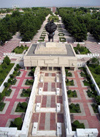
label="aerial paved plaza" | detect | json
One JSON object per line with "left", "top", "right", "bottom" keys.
{"left": 0, "top": 7, "right": 100, "bottom": 137}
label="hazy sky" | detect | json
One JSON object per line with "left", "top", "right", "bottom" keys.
{"left": 0, "top": 0, "right": 100, "bottom": 8}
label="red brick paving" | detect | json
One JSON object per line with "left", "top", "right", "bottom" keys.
{"left": 51, "top": 82, "right": 55, "bottom": 91}
{"left": 43, "top": 83, "right": 48, "bottom": 91}
{"left": 32, "top": 113, "right": 39, "bottom": 122}
{"left": 69, "top": 70, "right": 100, "bottom": 136}
{"left": 57, "top": 113, "right": 64, "bottom": 123}
{"left": 57, "top": 96, "right": 62, "bottom": 104}
{"left": 57, "top": 83, "right": 61, "bottom": 88}
{"left": 52, "top": 73, "right": 56, "bottom": 76}
{"left": 0, "top": 69, "right": 32, "bottom": 127}
{"left": 35, "top": 96, "right": 41, "bottom": 103}
{"left": 51, "top": 96, "right": 56, "bottom": 108}
{"left": 45, "top": 73, "right": 48, "bottom": 76}
{"left": 38, "top": 83, "right": 43, "bottom": 88}
{"left": 39, "top": 113, "right": 45, "bottom": 130}
{"left": 41, "top": 96, "right": 47, "bottom": 107}
{"left": 50, "top": 113, "right": 56, "bottom": 130}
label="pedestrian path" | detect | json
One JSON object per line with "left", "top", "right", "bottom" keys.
{"left": 67, "top": 70, "right": 100, "bottom": 136}
{"left": 0, "top": 69, "right": 32, "bottom": 127}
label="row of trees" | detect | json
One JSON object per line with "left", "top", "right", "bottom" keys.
{"left": 0, "top": 8, "right": 51, "bottom": 44}
{"left": 58, "top": 8, "right": 100, "bottom": 42}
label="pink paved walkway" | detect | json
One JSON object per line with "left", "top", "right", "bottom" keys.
{"left": 0, "top": 69, "right": 32, "bottom": 127}
{"left": 68, "top": 70, "right": 100, "bottom": 136}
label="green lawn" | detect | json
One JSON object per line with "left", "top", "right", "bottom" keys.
{"left": 89, "top": 66, "right": 100, "bottom": 88}
{"left": 0, "top": 63, "right": 14, "bottom": 86}
{"left": 12, "top": 45, "right": 28, "bottom": 54}
{"left": 74, "top": 45, "right": 91, "bottom": 54}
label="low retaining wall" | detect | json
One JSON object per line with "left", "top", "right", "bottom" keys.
{"left": 3, "top": 53, "right": 24, "bottom": 58}
{"left": 74, "top": 42, "right": 85, "bottom": 45}
{"left": 85, "top": 65, "right": 100, "bottom": 95}
{"left": 76, "top": 53, "right": 100, "bottom": 59}
{"left": 61, "top": 67, "right": 72, "bottom": 137}
{"left": 20, "top": 67, "right": 40, "bottom": 137}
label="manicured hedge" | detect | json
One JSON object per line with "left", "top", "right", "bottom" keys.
{"left": 72, "top": 120, "right": 85, "bottom": 131}
{"left": 10, "top": 117, "right": 23, "bottom": 130}
{"left": 69, "top": 103, "right": 81, "bottom": 113}
{"left": 21, "top": 88, "right": 31, "bottom": 97}
{"left": 67, "top": 90, "right": 77, "bottom": 98}
{"left": 15, "top": 102, "right": 27, "bottom": 112}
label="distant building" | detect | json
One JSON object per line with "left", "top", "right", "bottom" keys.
{"left": 19, "top": 9, "right": 24, "bottom": 13}
{"left": 51, "top": 7, "right": 56, "bottom": 13}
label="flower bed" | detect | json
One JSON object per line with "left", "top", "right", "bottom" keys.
{"left": 58, "top": 33, "right": 65, "bottom": 36}
{"left": 59, "top": 37, "right": 66, "bottom": 42}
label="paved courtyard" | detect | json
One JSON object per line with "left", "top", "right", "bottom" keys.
{"left": 28, "top": 70, "right": 65, "bottom": 137}
{"left": 0, "top": 69, "right": 33, "bottom": 127}
{"left": 67, "top": 70, "right": 100, "bottom": 136}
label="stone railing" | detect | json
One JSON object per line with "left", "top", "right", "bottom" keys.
{"left": 61, "top": 67, "right": 72, "bottom": 136}
{"left": 74, "top": 42, "right": 85, "bottom": 45}
{"left": 20, "top": 41, "right": 31, "bottom": 44}
{"left": 76, "top": 53, "right": 100, "bottom": 59}
{"left": 20, "top": 67, "right": 40, "bottom": 137}
{"left": 3, "top": 53, "right": 24, "bottom": 57}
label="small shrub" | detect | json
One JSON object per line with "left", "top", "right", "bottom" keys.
{"left": 10, "top": 117, "right": 23, "bottom": 130}
{"left": 25, "top": 79, "right": 34, "bottom": 85}
{"left": 16, "top": 71, "right": 21, "bottom": 76}
{"left": 69, "top": 103, "right": 81, "bottom": 113}
{"left": 21, "top": 88, "right": 31, "bottom": 97}
{"left": 86, "top": 90, "right": 94, "bottom": 98}
{"left": 83, "top": 80, "right": 90, "bottom": 86}
{"left": 67, "top": 90, "right": 77, "bottom": 97}
{"left": 0, "top": 102, "right": 5, "bottom": 111}
{"left": 5, "top": 88, "right": 12, "bottom": 96}
{"left": 91, "top": 104, "right": 98, "bottom": 113}
{"left": 15, "top": 102, "right": 27, "bottom": 112}
{"left": 72, "top": 120, "right": 85, "bottom": 131}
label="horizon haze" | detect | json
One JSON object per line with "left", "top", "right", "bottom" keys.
{"left": 0, "top": 0, "right": 100, "bottom": 8}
